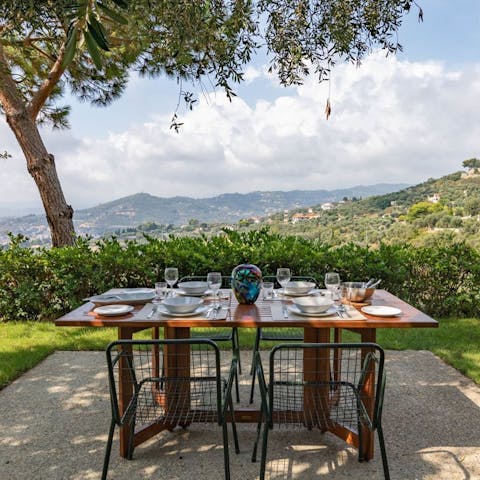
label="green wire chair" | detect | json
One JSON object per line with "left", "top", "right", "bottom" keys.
{"left": 178, "top": 275, "right": 241, "bottom": 402}
{"left": 251, "top": 342, "right": 389, "bottom": 480}
{"left": 102, "top": 338, "right": 239, "bottom": 480}
{"left": 249, "top": 275, "right": 318, "bottom": 403}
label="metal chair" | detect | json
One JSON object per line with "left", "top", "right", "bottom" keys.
{"left": 249, "top": 275, "right": 317, "bottom": 403}
{"left": 102, "top": 339, "right": 239, "bottom": 480}
{"left": 178, "top": 275, "right": 242, "bottom": 402}
{"left": 251, "top": 342, "right": 389, "bottom": 480}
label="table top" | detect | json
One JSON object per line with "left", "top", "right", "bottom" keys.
{"left": 55, "top": 289, "right": 438, "bottom": 330}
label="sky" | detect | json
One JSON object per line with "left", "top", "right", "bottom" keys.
{"left": 1, "top": 0, "right": 480, "bottom": 216}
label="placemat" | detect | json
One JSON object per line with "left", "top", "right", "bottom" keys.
{"left": 137, "top": 303, "right": 229, "bottom": 320}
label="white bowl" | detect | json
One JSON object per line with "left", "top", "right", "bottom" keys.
{"left": 283, "top": 281, "right": 316, "bottom": 295}
{"left": 292, "top": 296, "right": 334, "bottom": 314}
{"left": 162, "top": 296, "right": 204, "bottom": 314}
{"left": 177, "top": 281, "right": 209, "bottom": 295}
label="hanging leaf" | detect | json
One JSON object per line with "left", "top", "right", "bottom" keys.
{"left": 61, "top": 26, "right": 78, "bottom": 69}
{"left": 418, "top": 7, "right": 424, "bottom": 22}
{"left": 111, "top": 0, "right": 129, "bottom": 9}
{"left": 87, "top": 17, "right": 110, "bottom": 51}
{"left": 84, "top": 29, "right": 102, "bottom": 69}
{"left": 325, "top": 98, "right": 331, "bottom": 120}
{"left": 97, "top": 1, "right": 128, "bottom": 25}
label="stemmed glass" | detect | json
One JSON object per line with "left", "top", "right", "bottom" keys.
{"left": 164, "top": 267, "right": 178, "bottom": 298}
{"left": 324, "top": 272, "right": 343, "bottom": 312}
{"left": 276, "top": 268, "right": 291, "bottom": 295}
{"left": 207, "top": 272, "right": 222, "bottom": 308}
{"left": 324, "top": 272, "right": 340, "bottom": 296}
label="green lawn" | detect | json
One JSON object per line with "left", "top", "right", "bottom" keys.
{"left": 1, "top": 318, "right": 479, "bottom": 389}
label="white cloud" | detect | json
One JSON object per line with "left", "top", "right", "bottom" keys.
{"left": 1, "top": 52, "right": 479, "bottom": 215}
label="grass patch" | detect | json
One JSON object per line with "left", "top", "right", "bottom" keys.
{"left": 1, "top": 318, "right": 479, "bottom": 389}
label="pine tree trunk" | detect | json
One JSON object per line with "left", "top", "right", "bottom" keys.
{"left": 6, "top": 108, "right": 75, "bottom": 247}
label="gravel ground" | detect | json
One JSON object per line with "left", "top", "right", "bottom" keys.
{"left": 1, "top": 349, "right": 479, "bottom": 480}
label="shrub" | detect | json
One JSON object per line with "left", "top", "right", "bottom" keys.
{"left": 1, "top": 230, "right": 479, "bottom": 321}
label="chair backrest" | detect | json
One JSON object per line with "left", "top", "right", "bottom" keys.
{"left": 267, "top": 342, "right": 385, "bottom": 432}
{"left": 106, "top": 339, "right": 223, "bottom": 429}
{"left": 262, "top": 275, "right": 317, "bottom": 289}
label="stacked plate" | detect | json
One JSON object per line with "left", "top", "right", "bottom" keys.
{"left": 282, "top": 281, "right": 316, "bottom": 296}
{"left": 87, "top": 291, "right": 155, "bottom": 306}
{"left": 288, "top": 296, "right": 335, "bottom": 317}
{"left": 159, "top": 296, "right": 207, "bottom": 317}
{"left": 93, "top": 305, "right": 134, "bottom": 317}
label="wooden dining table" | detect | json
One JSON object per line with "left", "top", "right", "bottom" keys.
{"left": 55, "top": 288, "right": 438, "bottom": 462}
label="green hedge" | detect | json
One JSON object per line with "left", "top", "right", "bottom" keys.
{"left": 1, "top": 229, "right": 479, "bottom": 321}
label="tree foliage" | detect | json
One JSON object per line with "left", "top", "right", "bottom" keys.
{"left": 462, "top": 158, "right": 480, "bottom": 170}
{"left": 0, "top": 0, "right": 421, "bottom": 245}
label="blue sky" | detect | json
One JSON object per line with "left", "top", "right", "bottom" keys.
{"left": 1, "top": 0, "right": 480, "bottom": 215}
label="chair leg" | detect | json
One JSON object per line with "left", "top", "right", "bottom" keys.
{"left": 228, "top": 395, "right": 240, "bottom": 454}
{"left": 250, "top": 328, "right": 261, "bottom": 375}
{"left": 222, "top": 421, "right": 231, "bottom": 480}
{"left": 233, "top": 328, "right": 242, "bottom": 374}
{"left": 259, "top": 420, "right": 270, "bottom": 480}
{"left": 377, "top": 424, "right": 390, "bottom": 480}
{"left": 249, "top": 329, "right": 261, "bottom": 404}
{"left": 101, "top": 419, "right": 116, "bottom": 480}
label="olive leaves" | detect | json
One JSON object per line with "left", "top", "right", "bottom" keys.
{"left": 62, "top": 0, "right": 129, "bottom": 70}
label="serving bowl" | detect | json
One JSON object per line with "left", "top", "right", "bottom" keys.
{"left": 283, "top": 281, "right": 316, "bottom": 296}
{"left": 177, "top": 281, "right": 209, "bottom": 295}
{"left": 162, "top": 296, "right": 204, "bottom": 314}
{"left": 342, "top": 282, "right": 375, "bottom": 302}
{"left": 292, "top": 296, "right": 334, "bottom": 314}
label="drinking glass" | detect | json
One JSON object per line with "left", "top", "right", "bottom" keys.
{"left": 262, "top": 281, "right": 274, "bottom": 300}
{"left": 276, "top": 268, "right": 291, "bottom": 295}
{"left": 154, "top": 281, "right": 167, "bottom": 303}
{"left": 324, "top": 272, "right": 341, "bottom": 297}
{"left": 207, "top": 271, "right": 222, "bottom": 308}
{"left": 164, "top": 267, "right": 179, "bottom": 297}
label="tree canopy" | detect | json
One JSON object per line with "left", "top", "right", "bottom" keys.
{"left": 0, "top": 0, "right": 421, "bottom": 246}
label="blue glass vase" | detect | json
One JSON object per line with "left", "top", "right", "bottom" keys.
{"left": 231, "top": 264, "right": 262, "bottom": 304}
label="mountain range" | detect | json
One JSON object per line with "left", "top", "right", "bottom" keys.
{"left": 0, "top": 183, "right": 408, "bottom": 242}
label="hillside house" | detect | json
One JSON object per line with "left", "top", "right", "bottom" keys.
{"left": 321, "top": 202, "right": 334, "bottom": 211}
{"left": 291, "top": 208, "right": 321, "bottom": 223}
{"left": 427, "top": 193, "right": 440, "bottom": 204}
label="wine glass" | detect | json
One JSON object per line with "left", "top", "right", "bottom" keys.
{"left": 276, "top": 268, "right": 291, "bottom": 295}
{"left": 207, "top": 272, "right": 222, "bottom": 308}
{"left": 324, "top": 272, "right": 341, "bottom": 296}
{"left": 324, "top": 272, "right": 343, "bottom": 310}
{"left": 164, "top": 267, "right": 179, "bottom": 297}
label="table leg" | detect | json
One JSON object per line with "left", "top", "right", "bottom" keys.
{"left": 303, "top": 328, "right": 330, "bottom": 430}
{"left": 164, "top": 327, "right": 191, "bottom": 427}
{"left": 117, "top": 327, "right": 137, "bottom": 458}
{"left": 360, "top": 328, "right": 376, "bottom": 461}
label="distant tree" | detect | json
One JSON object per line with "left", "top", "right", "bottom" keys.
{"left": 407, "top": 201, "right": 443, "bottom": 221}
{"left": 462, "top": 158, "right": 480, "bottom": 171}
{"left": 464, "top": 198, "right": 480, "bottom": 217}
{"left": 1, "top": 0, "right": 421, "bottom": 246}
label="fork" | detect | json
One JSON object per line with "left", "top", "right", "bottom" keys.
{"left": 282, "top": 304, "right": 289, "bottom": 319}
{"left": 147, "top": 304, "right": 158, "bottom": 319}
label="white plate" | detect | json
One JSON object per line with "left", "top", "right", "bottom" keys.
{"left": 158, "top": 305, "right": 208, "bottom": 317}
{"left": 87, "top": 292, "right": 155, "bottom": 306}
{"left": 117, "top": 288, "right": 155, "bottom": 294}
{"left": 361, "top": 306, "right": 402, "bottom": 317}
{"left": 287, "top": 305, "right": 338, "bottom": 317}
{"left": 93, "top": 304, "right": 134, "bottom": 317}
{"left": 282, "top": 289, "right": 318, "bottom": 297}
{"left": 177, "top": 289, "right": 213, "bottom": 297}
